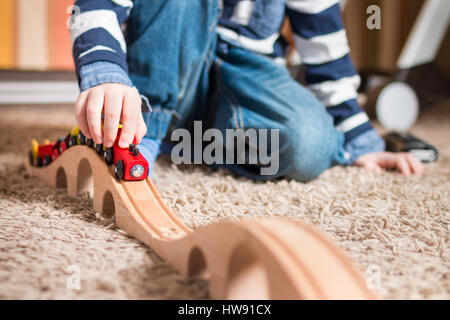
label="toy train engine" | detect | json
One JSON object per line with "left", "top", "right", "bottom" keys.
{"left": 106, "top": 128, "right": 148, "bottom": 181}
{"left": 78, "top": 127, "right": 149, "bottom": 181}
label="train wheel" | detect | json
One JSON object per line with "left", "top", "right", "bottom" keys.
{"left": 87, "top": 139, "right": 94, "bottom": 148}
{"left": 95, "top": 143, "right": 103, "bottom": 155}
{"left": 79, "top": 132, "right": 86, "bottom": 145}
{"left": 28, "top": 150, "right": 34, "bottom": 166}
{"left": 104, "top": 147, "right": 114, "bottom": 165}
{"left": 36, "top": 156, "right": 43, "bottom": 167}
{"left": 114, "top": 160, "right": 124, "bottom": 181}
{"left": 44, "top": 155, "right": 51, "bottom": 166}
{"left": 71, "top": 135, "right": 78, "bottom": 147}
{"left": 65, "top": 134, "right": 72, "bottom": 148}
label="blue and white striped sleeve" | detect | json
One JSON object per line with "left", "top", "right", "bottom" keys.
{"left": 286, "top": 0, "right": 385, "bottom": 163}
{"left": 70, "top": 0, "right": 133, "bottom": 83}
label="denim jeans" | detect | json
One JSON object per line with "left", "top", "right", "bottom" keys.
{"left": 126, "top": 0, "right": 348, "bottom": 182}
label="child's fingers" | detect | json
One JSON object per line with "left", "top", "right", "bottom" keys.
{"left": 362, "top": 161, "right": 382, "bottom": 173}
{"left": 119, "top": 90, "right": 140, "bottom": 148}
{"left": 135, "top": 115, "right": 147, "bottom": 145}
{"left": 396, "top": 156, "right": 411, "bottom": 176}
{"left": 103, "top": 90, "right": 122, "bottom": 148}
{"left": 74, "top": 91, "right": 90, "bottom": 139}
{"left": 86, "top": 89, "right": 105, "bottom": 145}
{"left": 404, "top": 153, "right": 425, "bottom": 176}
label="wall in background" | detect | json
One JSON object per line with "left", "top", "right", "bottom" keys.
{"left": 343, "top": 0, "right": 449, "bottom": 75}
{"left": 343, "top": 0, "right": 425, "bottom": 73}
{"left": 436, "top": 28, "right": 450, "bottom": 77}
{"left": 0, "top": 0, "right": 447, "bottom": 75}
{"left": 0, "top": 0, "right": 74, "bottom": 71}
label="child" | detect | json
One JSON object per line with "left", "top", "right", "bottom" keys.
{"left": 70, "top": 0, "right": 423, "bottom": 181}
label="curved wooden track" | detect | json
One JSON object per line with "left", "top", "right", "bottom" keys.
{"left": 27, "top": 145, "right": 376, "bottom": 299}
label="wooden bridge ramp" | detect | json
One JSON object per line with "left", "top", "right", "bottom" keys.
{"left": 28, "top": 145, "right": 376, "bottom": 299}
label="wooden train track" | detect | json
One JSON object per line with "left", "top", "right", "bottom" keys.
{"left": 27, "top": 145, "right": 376, "bottom": 299}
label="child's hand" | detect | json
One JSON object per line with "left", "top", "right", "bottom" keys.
{"left": 74, "top": 83, "right": 147, "bottom": 148}
{"left": 354, "top": 151, "right": 425, "bottom": 177}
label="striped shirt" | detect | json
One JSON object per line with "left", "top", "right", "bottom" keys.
{"left": 70, "top": 0, "right": 384, "bottom": 162}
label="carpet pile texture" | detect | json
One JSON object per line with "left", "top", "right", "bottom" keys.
{"left": 0, "top": 102, "right": 448, "bottom": 299}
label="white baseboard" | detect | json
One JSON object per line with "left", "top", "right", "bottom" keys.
{"left": 0, "top": 81, "right": 79, "bottom": 104}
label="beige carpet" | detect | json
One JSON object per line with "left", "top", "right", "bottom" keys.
{"left": 0, "top": 102, "right": 449, "bottom": 300}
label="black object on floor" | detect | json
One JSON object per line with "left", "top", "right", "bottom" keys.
{"left": 384, "top": 132, "right": 439, "bottom": 163}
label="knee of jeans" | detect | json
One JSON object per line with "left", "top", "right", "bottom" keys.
{"left": 280, "top": 121, "right": 337, "bottom": 182}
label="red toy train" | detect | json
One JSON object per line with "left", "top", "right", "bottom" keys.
{"left": 29, "top": 126, "right": 149, "bottom": 181}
